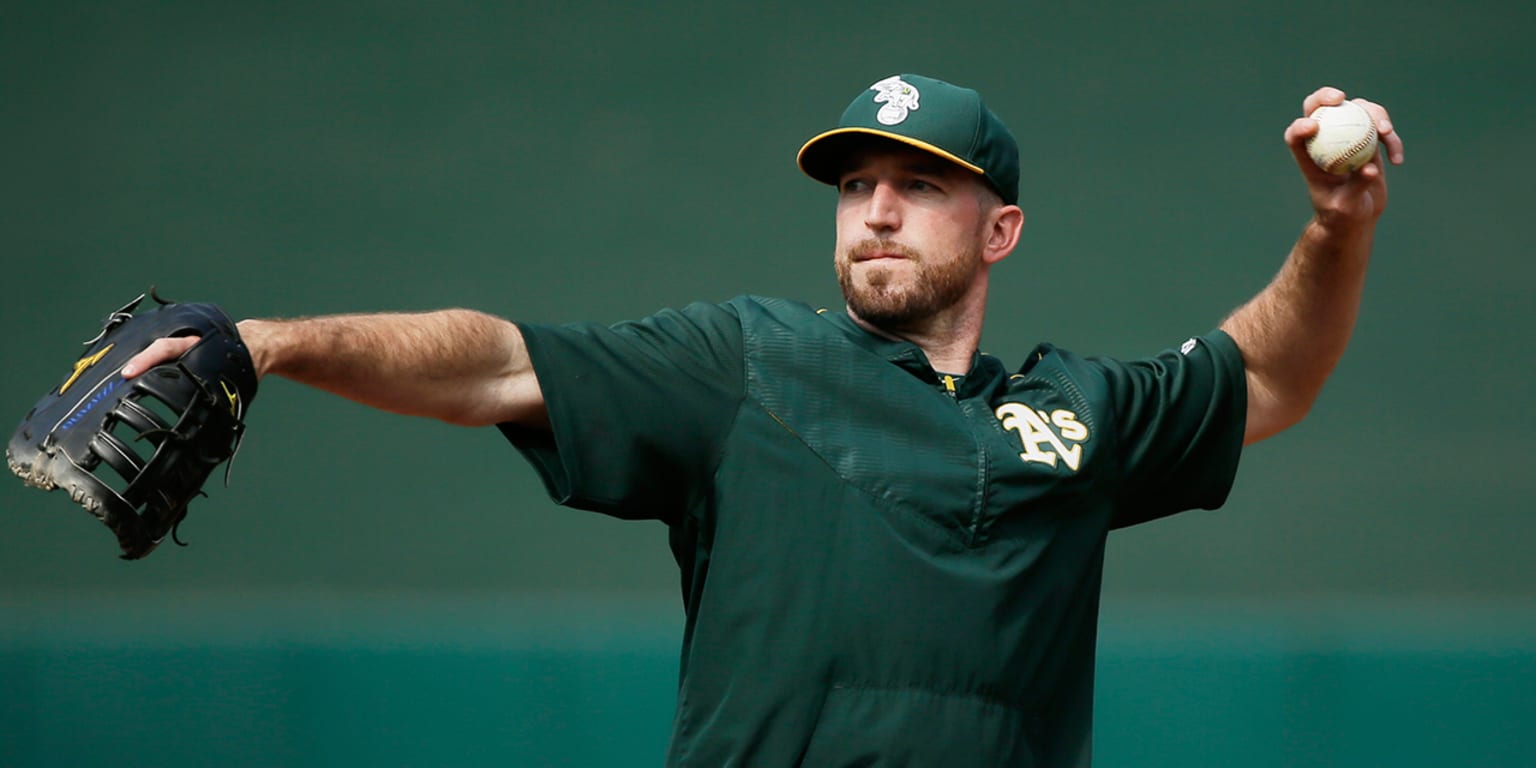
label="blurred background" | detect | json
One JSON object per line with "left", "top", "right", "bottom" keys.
{"left": 2, "top": 1, "right": 1532, "bottom": 765}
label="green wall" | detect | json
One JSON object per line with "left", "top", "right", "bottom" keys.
{"left": 3, "top": 1, "right": 1533, "bottom": 764}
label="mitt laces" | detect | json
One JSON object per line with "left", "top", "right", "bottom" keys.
{"left": 81, "top": 293, "right": 146, "bottom": 346}
{"left": 81, "top": 287, "right": 176, "bottom": 346}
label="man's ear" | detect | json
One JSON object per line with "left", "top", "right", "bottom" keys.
{"left": 983, "top": 205, "right": 1024, "bottom": 265}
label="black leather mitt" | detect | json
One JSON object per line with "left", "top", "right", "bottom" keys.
{"left": 8, "top": 290, "right": 257, "bottom": 559}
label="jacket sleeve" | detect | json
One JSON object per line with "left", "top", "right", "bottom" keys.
{"left": 499, "top": 301, "right": 745, "bottom": 524}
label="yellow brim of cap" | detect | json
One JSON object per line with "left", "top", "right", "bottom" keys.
{"left": 796, "top": 127, "right": 987, "bottom": 183}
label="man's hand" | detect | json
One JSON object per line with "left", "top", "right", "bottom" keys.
{"left": 125, "top": 320, "right": 275, "bottom": 380}
{"left": 1221, "top": 86, "right": 1407, "bottom": 444}
{"left": 123, "top": 336, "right": 206, "bottom": 379}
{"left": 1283, "top": 87, "right": 1405, "bottom": 229}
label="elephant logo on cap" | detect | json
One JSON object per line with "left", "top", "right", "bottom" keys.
{"left": 869, "top": 76, "right": 920, "bottom": 126}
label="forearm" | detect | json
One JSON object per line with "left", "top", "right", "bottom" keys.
{"left": 1222, "top": 218, "right": 1372, "bottom": 441}
{"left": 1217, "top": 88, "right": 1403, "bottom": 444}
{"left": 239, "top": 309, "right": 546, "bottom": 427}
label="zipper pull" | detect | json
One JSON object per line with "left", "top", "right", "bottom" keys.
{"left": 942, "top": 374, "right": 958, "bottom": 398}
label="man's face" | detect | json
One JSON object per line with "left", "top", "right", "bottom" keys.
{"left": 833, "top": 143, "right": 996, "bottom": 330}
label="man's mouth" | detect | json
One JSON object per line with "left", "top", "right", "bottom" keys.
{"left": 850, "top": 241, "right": 914, "bottom": 263}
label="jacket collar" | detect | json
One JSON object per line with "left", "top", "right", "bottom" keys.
{"left": 819, "top": 308, "right": 1005, "bottom": 396}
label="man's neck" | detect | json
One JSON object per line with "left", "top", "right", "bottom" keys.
{"left": 846, "top": 307, "right": 983, "bottom": 375}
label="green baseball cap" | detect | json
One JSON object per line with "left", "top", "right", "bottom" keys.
{"left": 797, "top": 74, "right": 1020, "bottom": 205}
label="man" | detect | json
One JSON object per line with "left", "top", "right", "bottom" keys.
{"left": 126, "top": 74, "right": 1403, "bottom": 765}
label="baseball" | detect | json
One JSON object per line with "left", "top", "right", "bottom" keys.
{"left": 1305, "top": 100, "right": 1379, "bottom": 175}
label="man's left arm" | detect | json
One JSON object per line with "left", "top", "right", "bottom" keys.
{"left": 1220, "top": 86, "right": 1406, "bottom": 445}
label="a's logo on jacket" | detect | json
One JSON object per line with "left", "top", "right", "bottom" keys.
{"left": 995, "top": 403, "right": 1090, "bottom": 471}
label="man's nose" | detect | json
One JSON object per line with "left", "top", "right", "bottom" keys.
{"left": 864, "top": 183, "right": 901, "bottom": 233}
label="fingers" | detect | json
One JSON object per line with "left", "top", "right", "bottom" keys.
{"left": 1288, "top": 85, "right": 1343, "bottom": 156}
{"left": 1351, "top": 97, "right": 1405, "bottom": 165}
{"left": 1301, "top": 85, "right": 1348, "bottom": 117}
{"left": 1298, "top": 86, "right": 1405, "bottom": 166}
{"left": 1284, "top": 115, "right": 1320, "bottom": 146}
{"left": 122, "top": 336, "right": 201, "bottom": 378}
{"left": 1283, "top": 116, "right": 1340, "bottom": 186}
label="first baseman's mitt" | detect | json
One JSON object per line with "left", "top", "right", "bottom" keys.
{"left": 7, "top": 290, "right": 257, "bottom": 559}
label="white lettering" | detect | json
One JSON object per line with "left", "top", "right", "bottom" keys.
{"left": 995, "top": 402, "right": 1088, "bottom": 472}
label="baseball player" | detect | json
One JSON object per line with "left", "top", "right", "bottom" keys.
{"left": 123, "top": 74, "right": 1403, "bottom": 765}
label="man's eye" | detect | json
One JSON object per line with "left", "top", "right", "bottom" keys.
{"left": 840, "top": 179, "right": 869, "bottom": 194}
{"left": 910, "top": 179, "right": 936, "bottom": 192}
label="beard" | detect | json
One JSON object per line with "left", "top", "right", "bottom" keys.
{"left": 836, "top": 238, "right": 981, "bottom": 329}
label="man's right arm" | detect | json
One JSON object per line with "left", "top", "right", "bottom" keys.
{"left": 123, "top": 309, "right": 547, "bottom": 429}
